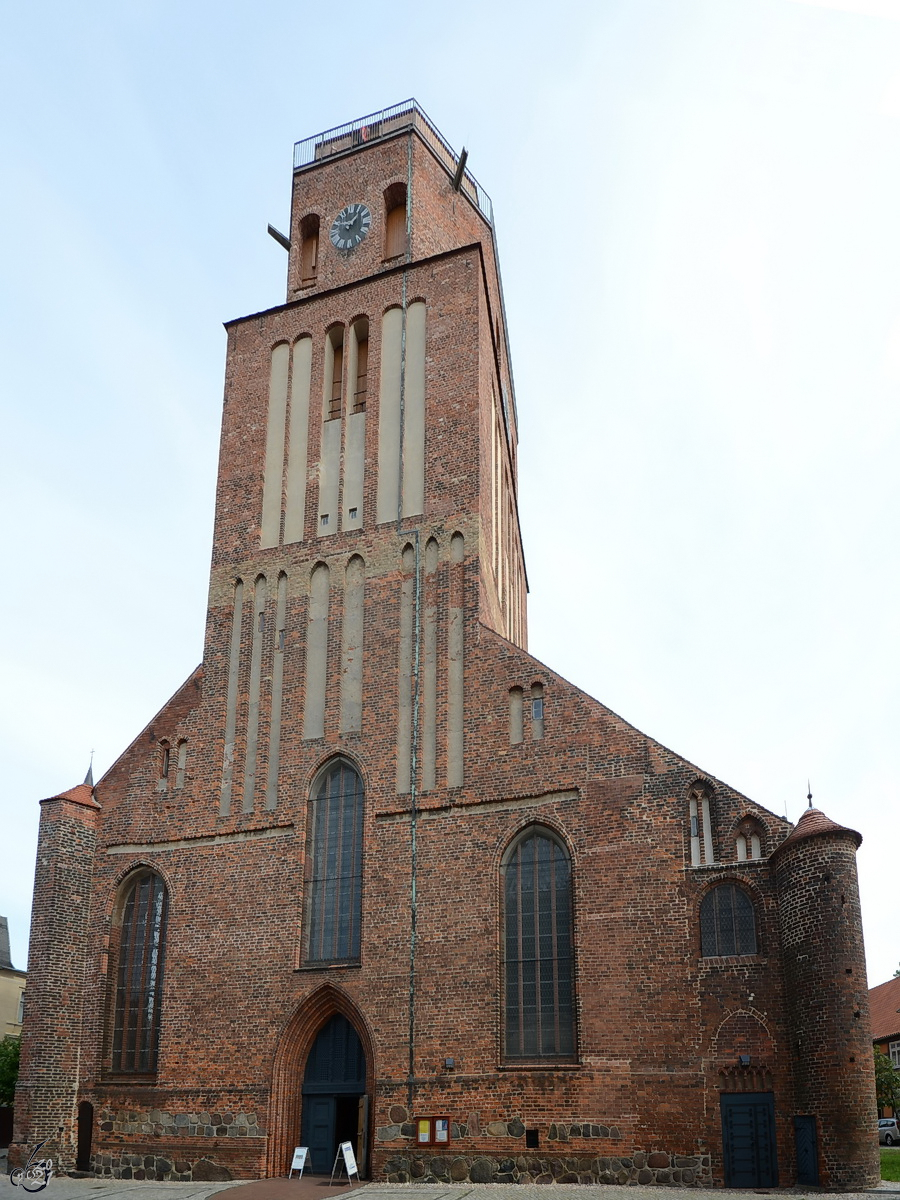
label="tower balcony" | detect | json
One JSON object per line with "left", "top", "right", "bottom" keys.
{"left": 292, "top": 99, "right": 493, "bottom": 226}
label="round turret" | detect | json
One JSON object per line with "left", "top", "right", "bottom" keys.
{"left": 772, "top": 806, "right": 878, "bottom": 1188}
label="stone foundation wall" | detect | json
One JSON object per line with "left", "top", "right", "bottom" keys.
{"left": 375, "top": 1108, "right": 709, "bottom": 1186}
{"left": 88, "top": 1105, "right": 262, "bottom": 1180}
{"left": 380, "top": 1150, "right": 711, "bottom": 1186}
{"left": 90, "top": 1151, "right": 233, "bottom": 1182}
{"left": 98, "top": 1106, "right": 261, "bottom": 1139}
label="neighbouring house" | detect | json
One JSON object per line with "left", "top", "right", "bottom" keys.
{"left": 0, "top": 918, "right": 25, "bottom": 1041}
{"left": 0, "top": 916, "right": 26, "bottom": 1149}
{"left": 871, "top": 974, "right": 900, "bottom": 1115}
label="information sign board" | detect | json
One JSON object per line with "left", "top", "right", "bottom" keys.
{"left": 289, "top": 1147, "right": 308, "bottom": 1178}
{"left": 340, "top": 1140, "right": 358, "bottom": 1178}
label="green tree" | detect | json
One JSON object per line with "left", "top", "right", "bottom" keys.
{"left": 875, "top": 1049, "right": 900, "bottom": 1115}
{"left": 0, "top": 1036, "right": 20, "bottom": 1107}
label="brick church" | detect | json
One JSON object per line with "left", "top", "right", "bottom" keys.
{"left": 14, "top": 102, "right": 879, "bottom": 1189}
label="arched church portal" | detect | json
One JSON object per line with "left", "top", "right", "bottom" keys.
{"left": 267, "top": 987, "right": 374, "bottom": 1179}
{"left": 301, "top": 1014, "right": 367, "bottom": 1173}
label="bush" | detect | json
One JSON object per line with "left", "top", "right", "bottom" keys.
{"left": 876, "top": 1050, "right": 900, "bottom": 1114}
{"left": 0, "top": 1037, "right": 20, "bottom": 1106}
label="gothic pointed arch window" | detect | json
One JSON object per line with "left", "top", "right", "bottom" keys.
{"left": 734, "top": 815, "right": 766, "bottom": 861}
{"left": 304, "top": 759, "right": 364, "bottom": 963}
{"left": 502, "top": 825, "right": 575, "bottom": 1061}
{"left": 109, "top": 869, "right": 168, "bottom": 1075}
{"left": 699, "top": 883, "right": 757, "bottom": 957}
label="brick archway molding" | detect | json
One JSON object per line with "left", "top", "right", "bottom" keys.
{"left": 266, "top": 984, "right": 376, "bottom": 1178}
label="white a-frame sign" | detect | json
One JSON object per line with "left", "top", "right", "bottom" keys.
{"left": 330, "top": 1140, "right": 359, "bottom": 1187}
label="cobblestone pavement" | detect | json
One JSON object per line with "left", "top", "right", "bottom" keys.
{"left": 1, "top": 1173, "right": 899, "bottom": 1200}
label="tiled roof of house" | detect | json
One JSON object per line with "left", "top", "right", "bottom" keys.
{"left": 870, "top": 975, "right": 900, "bottom": 1043}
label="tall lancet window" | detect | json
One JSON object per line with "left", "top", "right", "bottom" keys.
{"left": 502, "top": 826, "right": 575, "bottom": 1060}
{"left": 110, "top": 870, "right": 168, "bottom": 1074}
{"left": 304, "top": 759, "right": 364, "bottom": 963}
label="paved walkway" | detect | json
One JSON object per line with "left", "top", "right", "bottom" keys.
{"left": 2, "top": 1175, "right": 900, "bottom": 1200}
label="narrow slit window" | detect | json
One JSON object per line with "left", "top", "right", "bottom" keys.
{"left": 354, "top": 335, "right": 368, "bottom": 412}
{"left": 175, "top": 740, "right": 187, "bottom": 790}
{"left": 384, "top": 182, "right": 407, "bottom": 259}
{"left": 509, "top": 687, "right": 524, "bottom": 745}
{"left": 530, "top": 683, "right": 544, "bottom": 740}
{"left": 328, "top": 332, "right": 344, "bottom": 420}
{"left": 300, "top": 214, "right": 320, "bottom": 286}
{"left": 690, "top": 783, "right": 715, "bottom": 865}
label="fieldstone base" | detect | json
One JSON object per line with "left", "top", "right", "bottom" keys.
{"left": 90, "top": 1152, "right": 232, "bottom": 1182}
{"left": 382, "top": 1151, "right": 711, "bottom": 1186}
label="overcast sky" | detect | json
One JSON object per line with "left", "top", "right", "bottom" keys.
{"left": 1, "top": 0, "right": 898, "bottom": 989}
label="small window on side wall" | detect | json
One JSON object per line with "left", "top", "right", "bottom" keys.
{"left": 735, "top": 816, "right": 765, "bottom": 861}
{"left": 384, "top": 182, "right": 407, "bottom": 259}
{"left": 700, "top": 884, "right": 757, "bottom": 957}
{"left": 530, "top": 683, "right": 544, "bottom": 740}
{"left": 300, "top": 214, "right": 320, "bottom": 286}
{"left": 689, "top": 781, "right": 716, "bottom": 866}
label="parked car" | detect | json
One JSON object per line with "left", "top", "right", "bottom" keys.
{"left": 880, "top": 1118, "right": 900, "bottom": 1145}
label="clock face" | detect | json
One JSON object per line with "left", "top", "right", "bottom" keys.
{"left": 330, "top": 203, "right": 371, "bottom": 251}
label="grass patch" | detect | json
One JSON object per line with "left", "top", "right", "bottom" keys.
{"left": 882, "top": 1146, "right": 900, "bottom": 1181}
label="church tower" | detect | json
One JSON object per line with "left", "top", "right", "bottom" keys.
{"left": 205, "top": 100, "right": 525, "bottom": 819}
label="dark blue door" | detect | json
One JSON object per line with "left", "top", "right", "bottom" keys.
{"left": 301, "top": 1015, "right": 367, "bottom": 1174}
{"left": 720, "top": 1092, "right": 778, "bottom": 1187}
{"left": 793, "top": 1115, "right": 819, "bottom": 1185}
{"left": 302, "top": 1097, "right": 335, "bottom": 1174}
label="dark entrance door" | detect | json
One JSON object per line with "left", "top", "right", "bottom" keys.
{"left": 793, "top": 1115, "right": 819, "bottom": 1185}
{"left": 76, "top": 1101, "right": 94, "bottom": 1172}
{"left": 300, "top": 1014, "right": 366, "bottom": 1175}
{"left": 304, "top": 1097, "right": 335, "bottom": 1174}
{"left": 720, "top": 1092, "right": 778, "bottom": 1188}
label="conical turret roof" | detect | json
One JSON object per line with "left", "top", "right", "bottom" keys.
{"left": 40, "top": 781, "right": 101, "bottom": 809}
{"left": 772, "top": 805, "right": 861, "bottom": 859}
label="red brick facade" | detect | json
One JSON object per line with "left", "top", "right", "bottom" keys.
{"left": 14, "top": 102, "right": 879, "bottom": 1189}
